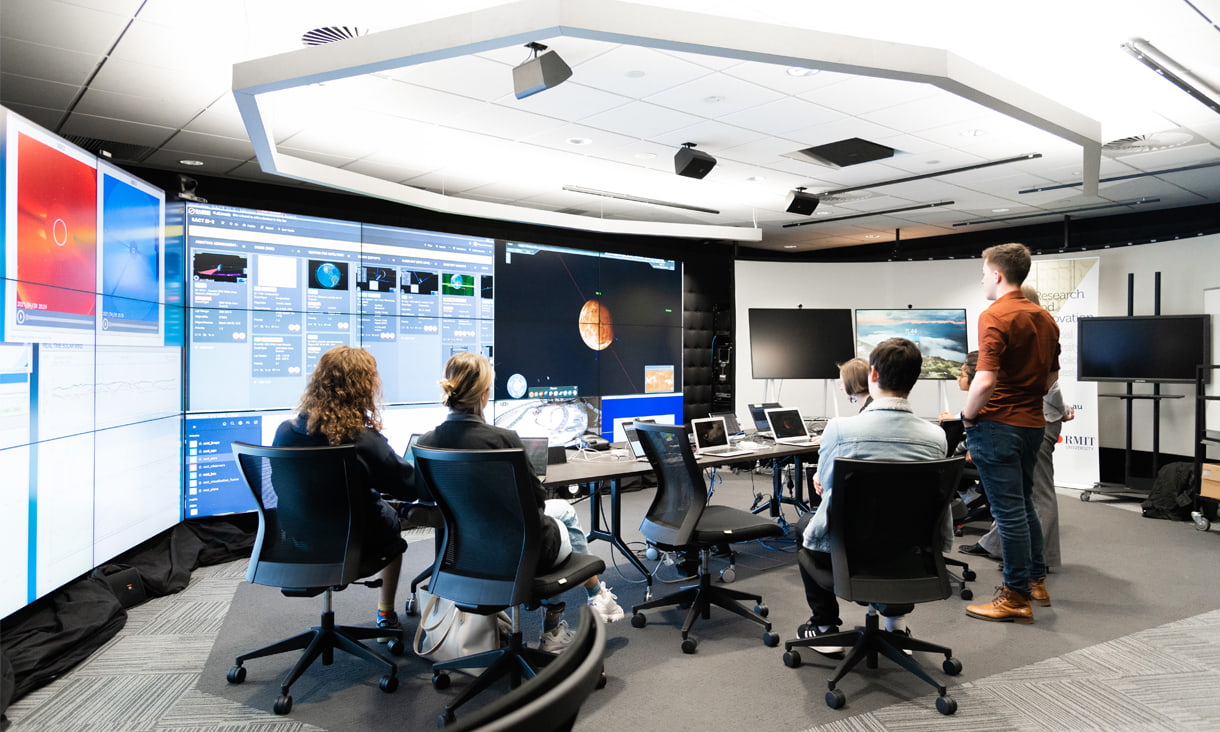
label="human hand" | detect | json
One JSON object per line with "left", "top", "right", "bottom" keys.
{"left": 1062, "top": 405, "right": 1076, "bottom": 422}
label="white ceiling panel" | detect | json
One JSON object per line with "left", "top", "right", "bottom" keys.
{"left": 166, "top": 130, "right": 256, "bottom": 160}
{"left": 58, "top": 112, "right": 175, "bottom": 147}
{"left": 0, "top": 37, "right": 101, "bottom": 86}
{"left": 569, "top": 44, "right": 715, "bottom": 98}
{"left": 0, "top": 73, "right": 80, "bottom": 110}
{"left": 74, "top": 88, "right": 203, "bottom": 130}
{"left": 0, "top": 0, "right": 129, "bottom": 56}
{"left": 502, "top": 83, "right": 632, "bottom": 124}
{"left": 719, "top": 97, "right": 841, "bottom": 137}
{"left": 644, "top": 71, "right": 784, "bottom": 118}
{"left": 2, "top": 102, "right": 64, "bottom": 130}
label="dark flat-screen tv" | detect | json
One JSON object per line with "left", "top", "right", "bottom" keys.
{"left": 855, "top": 308, "right": 969, "bottom": 380}
{"left": 1077, "top": 314, "right": 1212, "bottom": 383}
{"left": 748, "top": 308, "right": 854, "bottom": 379}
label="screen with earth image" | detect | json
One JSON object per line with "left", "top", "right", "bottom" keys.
{"left": 492, "top": 241, "right": 683, "bottom": 440}
{"left": 854, "top": 309, "right": 969, "bottom": 380}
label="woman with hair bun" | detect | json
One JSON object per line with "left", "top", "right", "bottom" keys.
{"left": 273, "top": 345, "right": 418, "bottom": 638}
{"left": 417, "top": 351, "right": 624, "bottom": 652}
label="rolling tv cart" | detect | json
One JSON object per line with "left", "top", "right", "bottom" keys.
{"left": 1080, "top": 392, "right": 1183, "bottom": 501}
{"left": 1191, "top": 363, "right": 1220, "bottom": 531}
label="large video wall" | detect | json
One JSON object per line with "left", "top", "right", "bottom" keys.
{"left": 0, "top": 105, "right": 685, "bottom": 620}
{"left": 0, "top": 109, "right": 181, "bottom": 619}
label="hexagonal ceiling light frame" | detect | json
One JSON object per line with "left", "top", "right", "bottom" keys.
{"left": 232, "top": 0, "right": 1101, "bottom": 242}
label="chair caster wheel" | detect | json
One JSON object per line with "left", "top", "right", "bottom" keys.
{"left": 936, "top": 694, "right": 958, "bottom": 715}
{"left": 438, "top": 709, "right": 455, "bottom": 727}
{"left": 386, "top": 638, "right": 405, "bottom": 656}
{"left": 943, "top": 656, "right": 963, "bottom": 675}
{"left": 720, "top": 566, "right": 736, "bottom": 583}
{"left": 630, "top": 613, "right": 647, "bottom": 628}
{"left": 273, "top": 695, "right": 292, "bottom": 715}
{"left": 762, "top": 631, "right": 779, "bottom": 647}
{"left": 226, "top": 665, "right": 246, "bottom": 684}
{"left": 962, "top": 569, "right": 977, "bottom": 581}
{"left": 432, "top": 672, "right": 451, "bottom": 690}
{"left": 754, "top": 603, "right": 769, "bottom": 618}
{"left": 783, "top": 650, "right": 802, "bottom": 668}
{"left": 1192, "top": 512, "right": 1211, "bottom": 531}
{"left": 380, "top": 675, "right": 398, "bottom": 693}
{"left": 960, "top": 588, "right": 974, "bottom": 601}
{"left": 404, "top": 597, "right": 417, "bottom": 617}
{"left": 681, "top": 637, "right": 698, "bottom": 654}
{"left": 645, "top": 546, "right": 659, "bottom": 560}
{"left": 825, "top": 687, "right": 846, "bottom": 709}
{"left": 1080, "top": 492, "right": 1091, "bottom": 502}
{"left": 596, "top": 670, "right": 607, "bottom": 689}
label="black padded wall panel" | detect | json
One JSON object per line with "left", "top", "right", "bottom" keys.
{"left": 683, "top": 252, "right": 734, "bottom": 423}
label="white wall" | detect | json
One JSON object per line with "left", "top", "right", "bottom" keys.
{"left": 735, "top": 233, "right": 1220, "bottom": 456}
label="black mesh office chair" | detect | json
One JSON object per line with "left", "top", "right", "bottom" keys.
{"left": 782, "top": 456, "right": 965, "bottom": 716}
{"left": 937, "top": 419, "right": 977, "bottom": 599}
{"left": 412, "top": 446, "right": 606, "bottom": 727}
{"left": 225, "top": 442, "right": 403, "bottom": 715}
{"left": 629, "top": 422, "right": 784, "bottom": 653}
{"left": 445, "top": 606, "right": 605, "bottom": 732}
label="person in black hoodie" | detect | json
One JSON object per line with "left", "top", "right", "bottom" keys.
{"left": 273, "top": 345, "right": 418, "bottom": 636}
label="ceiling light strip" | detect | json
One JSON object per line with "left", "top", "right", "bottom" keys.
{"left": 783, "top": 200, "right": 954, "bottom": 228}
{"left": 952, "top": 198, "right": 1160, "bottom": 226}
{"left": 562, "top": 185, "right": 721, "bottom": 214}
{"left": 1122, "top": 38, "right": 1220, "bottom": 115}
{"left": 1181, "top": 0, "right": 1220, "bottom": 33}
{"left": 1018, "top": 160, "right": 1220, "bottom": 194}
{"left": 818, "top": 154, "right": 1042, "bottom": 197}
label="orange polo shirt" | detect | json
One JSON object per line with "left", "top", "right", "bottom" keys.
{"left": 976, "top": 291, "right": 1061, "bottom": 428}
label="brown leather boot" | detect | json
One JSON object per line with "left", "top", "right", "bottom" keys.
{"left": 1030, "top": 577, "right": 1051, "bottom": 607}
{"left": 966, "top": 585, "right": 1034, "bottom": 624}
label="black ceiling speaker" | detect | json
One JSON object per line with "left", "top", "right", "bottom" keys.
{"left": 674, "top": 143, "right": 716, "bottom": 179}
{"left": 513, "top": 42, "right": 572, "bottom": 99}
{"left": 785, "top": 188, "right": 820, "bottom": 215}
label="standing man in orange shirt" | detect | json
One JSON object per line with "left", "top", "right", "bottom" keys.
{"left": 960, "top": 243, "right": 1061, "bottom": 624}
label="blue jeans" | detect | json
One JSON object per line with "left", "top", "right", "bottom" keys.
{"left": 965, "top": 421, "right": 1045, "bottom": 595}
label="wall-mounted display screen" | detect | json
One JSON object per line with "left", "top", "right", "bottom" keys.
{"left": 1, "top": 108, "right": 180, "bottom": 620}
{"left": 748, "top": 308, "right": 854, "bottom": 380}
{"left": 1077, "top": 314, "right": 1212, "bottom": 383}
{"left": 492, "top": 242, "right": 683, "bottom": 441}
{"left": 854, "top": 309, "right": 969, "bottom": 380}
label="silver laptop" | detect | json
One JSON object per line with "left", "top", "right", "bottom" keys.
{"left": 690, "top": 417, "right": 752, "bottom": 457}
{"left": 520, "top": 436, "right": 550, "bottom": 477}
{"left": 709, "top": 411, "right": 744, "bottom": 440}
{"left": 765, "top": 407, "right": 819, "bottom": 446}
{"left": 622, "top": 419, "right": 655, "bottom": 461}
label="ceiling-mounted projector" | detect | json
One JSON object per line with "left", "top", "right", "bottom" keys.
{"left": 513, "top": 43, "right": 572, "bottom": 99}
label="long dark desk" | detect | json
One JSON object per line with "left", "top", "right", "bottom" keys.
{"left": 541, "top": 440, "right": 820, "bottom": 588}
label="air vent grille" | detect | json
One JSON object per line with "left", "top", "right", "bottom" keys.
{"left": 1102, "top": 131, "right": 1197, "bottom": 155}
{"left": 62, "top": 136, "right": 157, "bottom": 162}
{"left": 786, "top": 137, "right": 896, "bottom": 169}
{"left": 301, "top": 26, "right": 368, "bottom": 46}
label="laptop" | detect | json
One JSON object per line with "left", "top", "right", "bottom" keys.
{"left": 765, "top": 407, "right": 820, "bottom": 446}
{"left": 622, "top": 419, "right": 655, "bottom": 461}
{"left": 520, "top": 436, "right": 550, "bottom": 477}
{"left": 747, "top": 402, "right": 781, "bottom": 435}
{"left": 690, "top": 416, "right": 752, "bottom": 458}
{"left": 402, "top": 433, "right": 422, "bottom": 463}
{"left": 709, "top": 411, "right": 744, "bottom": 439}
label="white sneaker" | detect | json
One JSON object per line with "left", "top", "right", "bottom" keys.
{"left": 587, "top": 582, "right": 625, "bottom": 622}
{"left": 538, "top": 618, "right": 575, "bottom": 653}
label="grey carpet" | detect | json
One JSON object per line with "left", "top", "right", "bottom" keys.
{"left": 8, "top": 472, "right": 1220, "bottom": 731}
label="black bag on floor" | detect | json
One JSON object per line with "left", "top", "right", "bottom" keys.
{"left": 1141, "top": 462, "right": 1196, "bottom": 520}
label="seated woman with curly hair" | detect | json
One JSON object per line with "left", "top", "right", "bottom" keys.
{"left": 273, "top": 345, "right": 418, "bottom": 637}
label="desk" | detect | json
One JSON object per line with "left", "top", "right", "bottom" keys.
{"left": 541, "top": 440, "right": 820, "bottom": 587}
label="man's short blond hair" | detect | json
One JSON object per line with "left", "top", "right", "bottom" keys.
{"left": 982, "top": 242, "right": 1031, "bottom": 285}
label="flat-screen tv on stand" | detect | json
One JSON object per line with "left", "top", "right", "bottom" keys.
{"left": 1077, "top": 315, "right": 1212, "bottom": 383}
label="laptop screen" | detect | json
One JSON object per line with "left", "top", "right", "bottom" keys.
{"left": 765, "top": 408, "right": 808, "bottom": 439}
{"left": 709, "top": 412, "right": 742, "bottom": 435}
{"left": 691, "top": 417, "right": 731, "bottom": 450}
{"left": 520, "top": 437, "right": 549, "bottom": 477}
{"left": 748, "top": 402, "right": 781, "bottom": 432}
{"left": 402, "top": 433, "right": 422, "bottom": 463}
{"left": 623, "top": 418, "right": 655, "bottom": 458}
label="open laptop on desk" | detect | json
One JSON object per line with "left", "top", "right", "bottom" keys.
{"left": 622, "top": 419, "right": 655, "bottom": 461}
{"left": 765, "top": 407, "right": 820, "bottom": 446}
{"left": 520, "top": 436, "right": 550, "bottom": 477}
{"left": 691, "top": 416, "right": 753, "bottom": 458}
{"left": 709, "top": 411, "right": 745, "bottom": 440}
{"left": 747, "top": 402, "right": 781, "bottom": 437}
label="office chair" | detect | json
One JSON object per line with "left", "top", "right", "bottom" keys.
{"left": 445, "top": 606, "right": 606, "bottom": 732}
{"left": 225, "top": 442, "right": 403, "bottom": 715}
{"left": 412, "top": 446, "right": 606, "bottom": 727}
{"left": 782, "top": 456, "right": 965, "bottom": 715}
{"left": 937, "top": 419, "right": 976, "bottom": 599}
{"left": 629, "top": 422, "right": 784, "bottom": 653}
